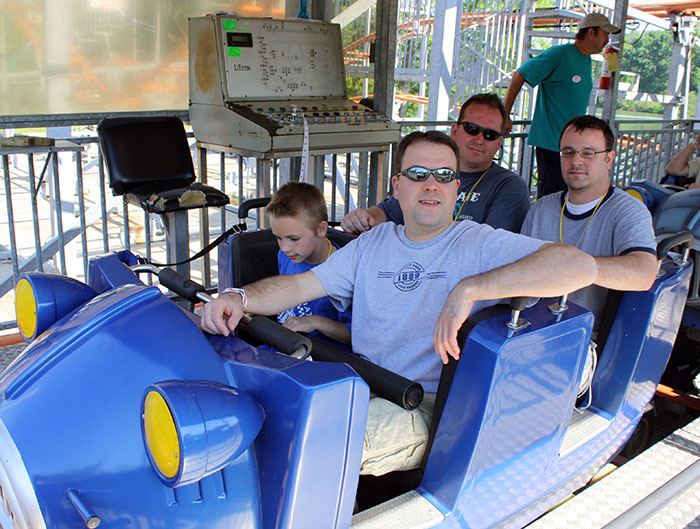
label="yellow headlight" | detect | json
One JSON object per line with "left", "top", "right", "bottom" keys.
{"left": 143, "top": 391, "right": 180, "bottom": 479}
{"left": 15, "top": 278, "right": 37, "bottom": 340}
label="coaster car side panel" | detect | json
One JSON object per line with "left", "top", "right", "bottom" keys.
{"left": 208, "top": 334, "right": 369, "bottom": 529}
{"left": 595, "top": 265, "right": 690, "bottom": 418}
{"left": 1, "top": 283, "right": 262, "bottom": 529}
{"left": 421, "top": 302, "right": 594, "bottom": 528}
{"left": 418, "top": 257, "right": 690, "bottom": 529}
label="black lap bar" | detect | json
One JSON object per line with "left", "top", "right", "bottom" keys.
{"left": 308, "top": 336, "right": 424, "bottom": 410}
{"left": 241, "top": 316, "right": 312, "bottom": 359}
{"left": 158, "top": 268, "right": 207, "bottom": 302}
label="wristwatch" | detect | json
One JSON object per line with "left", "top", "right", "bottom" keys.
{"left": 221, "top": 287, "right": 247, "bottom": 311}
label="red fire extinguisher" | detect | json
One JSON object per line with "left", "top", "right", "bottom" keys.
{"left": 600, "top": 46, "right": 618, "bottom": 90}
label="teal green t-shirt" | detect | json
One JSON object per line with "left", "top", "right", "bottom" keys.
{"left": 519, "top": 43, "right": 592, "bottom": 151}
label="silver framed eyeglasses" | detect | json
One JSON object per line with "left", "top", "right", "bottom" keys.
{"left": 560, "top": 148, "right": 610, "bottom": 159}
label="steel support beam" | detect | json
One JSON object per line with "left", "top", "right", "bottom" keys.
{"left": 664, "top": 13, "right": 698, "bottom": 121}
{"left": 601, "top": 0, "right": 630, "bottom": 126}
{"left": 426, "top": 0, "right": 458, "bottom": 121}
{"left": 371, "top": 0, "right": 398, "bottom": 204}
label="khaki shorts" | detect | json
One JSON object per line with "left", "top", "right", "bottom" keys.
{"left": 360, "top": 393, "right": 437, "bottom": 476}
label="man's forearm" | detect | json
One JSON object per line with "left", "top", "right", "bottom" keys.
{"left": 503, "top": 70, "right": 526, "bottom": 114}
{"left": 594, "top": 252, "right": 657, "bottom": 291}
{"left": 433, "top": 242, "right": 597, "bottom": 362}
{"left": 200, "top": 271, "right": 328, "bottom": 336}
{"left": 243, "top": 271, "right": 327, "bottom": 315}
{"left": 456, "top": 242, "right": 597, "bottom": 302}
{"left": 665, "top": 143, "right": 696, "bottom": 176}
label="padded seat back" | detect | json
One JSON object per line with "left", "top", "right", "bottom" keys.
{"left": 653, "top": 189, "right": 700, "bottom": 305}
{"left": 218, "top": 227, "right": 354, "bottom": 291}
{"left": 98, "top": 116, "right": 197, "bottom": 196}
{"left": 98, "top": 116, "right": 228, "bottom": 214}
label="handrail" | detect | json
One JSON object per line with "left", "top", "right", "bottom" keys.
{"left": 0, "top": 110, "right": 189, "bottom": 130}
{"left": 601, "top": 458, "right": 700, "bottom": 528}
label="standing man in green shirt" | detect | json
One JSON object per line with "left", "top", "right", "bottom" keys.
{"left": 503, "top": 12, "right": 621, "bottom": 198}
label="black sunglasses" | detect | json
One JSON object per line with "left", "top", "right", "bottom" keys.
{"left": 458, "top": 121, "right": 502, "bottom": 141}
{"left": 398, "top": 166, "right": 458, "bottom": 183}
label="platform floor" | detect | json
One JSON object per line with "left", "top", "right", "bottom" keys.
{"left": 530, "top": 417, "right": 700, "bottom": 528}
{"left": 0, "top": 341, "right": 24, "bottom": 372}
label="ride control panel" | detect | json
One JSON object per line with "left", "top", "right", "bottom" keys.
{"left": 188, "top": 15, "right": 399, "bottom": 153}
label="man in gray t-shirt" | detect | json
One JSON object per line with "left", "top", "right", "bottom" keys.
{"left": 201, "top": 131, "right": 597, "bottom": 476}
{"left": 521, "top": 115, "right": 657, "bottom": 329}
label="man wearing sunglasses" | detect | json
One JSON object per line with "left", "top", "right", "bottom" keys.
{"left": 521, "top": 115, "right": 657, "bottom": 330}
{"left": 201, "top": 130, "right": 597, "bottom": 476}
{"left": 341, "top": 93, "right": 529, "bottom": 234}
{"left": 503, "top": 13, "right": 621, "bottom": 198}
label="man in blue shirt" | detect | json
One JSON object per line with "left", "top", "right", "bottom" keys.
{"left": 341, "top": 93, "right": 530, "bottom": 234}
{"left": 503, "top": 12, "right": 621, "bottom": 198}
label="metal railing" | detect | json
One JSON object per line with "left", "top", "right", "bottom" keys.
{"left": 0, "top": 120, "right": 384, "bottom": 330}
{"left": 400, "top": 118, "right": 699, "bottom": 193}
{"left": 1, "top": 115, "right": 697, "bottom": 330}
{"left": 612, "top": 119, "right": 695, "bottom": 186}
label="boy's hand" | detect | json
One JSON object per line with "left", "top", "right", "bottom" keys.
{"left": 281, "top": 315, "right": 320, "bottom": 333}
{"left": 199, "top": 293, "right": 245, "bottom": 336}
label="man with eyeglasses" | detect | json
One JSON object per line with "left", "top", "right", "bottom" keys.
{"left": 341, "top": 93, "right": 529, "bottom": 234}
{"left": 504, "top": 13, "right": 621, "bottom": 198}
{"left": 201, "top": 130, "right": 597, "bottom": 476}
{"left": 521, "top": 115, "right": 657, "bottom": 330}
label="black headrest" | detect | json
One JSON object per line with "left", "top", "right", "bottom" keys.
{"left": 97, "top": 116, "right": 196, "bottom": 196}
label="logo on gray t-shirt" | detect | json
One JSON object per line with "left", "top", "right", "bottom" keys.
{"left": 378, "top": 262, "right": 447, "bottom": 292}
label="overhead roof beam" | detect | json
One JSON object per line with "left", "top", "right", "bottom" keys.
{"left": 592, "top": 0, "right": 670, "bottom": 28}
{"left": 331, "top": 0, "right": 376, "bottom": 29}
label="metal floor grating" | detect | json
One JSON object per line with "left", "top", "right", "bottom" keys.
{"left": 0, "top": 341, "right": 25, "bottom": 373}
{"left": 559, "top": 408, "right": 611, "bottom": 456}
{"left": 351, "top": 490, "right": 444, "bottom": 529}
{"left": 529, "top": 417, "right": 700, "bottom": 528}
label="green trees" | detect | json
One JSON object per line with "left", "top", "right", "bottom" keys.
{"left": 620, "top": 28, "right": 699, "bottom": 116}
{"left": 622, "top": 29, "right": 673, "bottom": 95}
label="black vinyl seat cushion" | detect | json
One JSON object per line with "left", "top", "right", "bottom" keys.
{"left": 126, "top": 181, "right": 230, "bottom": 214}
{"left": 98, "top": 115, "right": 229, "bottom": 214}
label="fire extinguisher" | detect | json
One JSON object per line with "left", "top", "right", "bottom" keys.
{"left": 599, "top": 45, "right": 618, "bottom": 90}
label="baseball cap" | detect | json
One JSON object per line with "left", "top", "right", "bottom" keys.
{"left": 579, "top": 12, "right": 621, "bottom": 34}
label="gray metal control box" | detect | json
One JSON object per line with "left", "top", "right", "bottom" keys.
{"left": 188, "top": 15, "right": 400, "bottom": 154}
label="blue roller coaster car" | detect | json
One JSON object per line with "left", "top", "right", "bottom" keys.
{"left": 0, "top": 228, "right": 692, "bottom": 529}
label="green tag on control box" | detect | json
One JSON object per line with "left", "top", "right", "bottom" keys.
{"left": 223, "top": 20, "right": 237, "bottom": 31}
{"left": 227, "top": 47, "right": 241, "bottom": 57}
